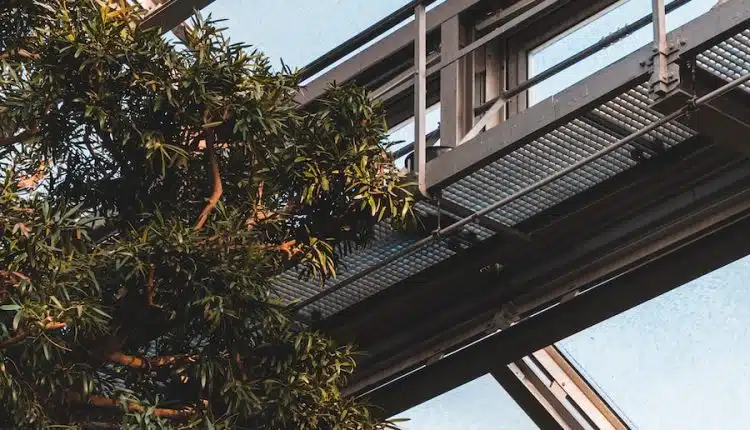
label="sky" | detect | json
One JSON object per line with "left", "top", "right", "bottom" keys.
{"left": 200, "top": 0, "right": 745, "bottom": 428}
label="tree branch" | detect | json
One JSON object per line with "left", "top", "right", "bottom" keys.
{"left": 106, "top": 351, "right": 198, "bottom": 369}
{"left": 0, "top": 48, "right": 40, "bottom": 61}
{"left": 0, "top": 129, "right": 36, "bottom": 147}
{"left": 194, "top": 130, "right": 222, "bottom": 230}
{"left": 75, "top": 394, "right": 200, "bottom": 419}
{"left": 146, "top": 264, "right": 156, "bottom": 306}
{"left": 259, "top": 239, "right": 303, "bottom": 258}
{"left": 0, "top": 320, "right": 67, "bottom": 349}
{"left": 0, "top": 330, "right": 29, "bottom": 348}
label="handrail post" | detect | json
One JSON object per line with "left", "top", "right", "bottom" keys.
{"left": 650, "top": 0, "right": 679, "bottom": 99}
{"left": 415, "top": 2, "right": 430, "bottom": 198}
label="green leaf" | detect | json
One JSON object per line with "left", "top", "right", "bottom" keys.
{"left": 90, "top": 307, "right": 111, "bottom": 320}
{"left": 0, "top": 304, "right": 20, "bottom": 312}
{"left": 12, "top": 310, "right": 22, "bottom": 331}
{"left": 50, "top": 296, "right": 63, "bottom": 309}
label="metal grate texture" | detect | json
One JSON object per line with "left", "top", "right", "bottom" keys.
{"left": 270, "top": 25, "right": 750, "bottom": 319}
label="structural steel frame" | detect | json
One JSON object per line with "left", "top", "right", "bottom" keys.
{"left": 135, "top": 0, "right": 750, "bottom": 427}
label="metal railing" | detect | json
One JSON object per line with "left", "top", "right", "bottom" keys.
{"left": 292, "top": 67, "right": 750, "bottom": 312}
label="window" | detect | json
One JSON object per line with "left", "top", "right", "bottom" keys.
{"left": 527, "top": 0, "right": 715, "bottom": 105}
{"left": 388, "top": 103, "right": 441, "bottom": 168}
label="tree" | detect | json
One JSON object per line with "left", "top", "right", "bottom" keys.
{"left": 0, "top": 1, "right": 415, "bottom": 428}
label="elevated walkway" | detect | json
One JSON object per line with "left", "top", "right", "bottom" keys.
{"left": 142, "top": 0, "right": 750, "bottom": 426}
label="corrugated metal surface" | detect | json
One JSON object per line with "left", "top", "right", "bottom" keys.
{"left": 271, "top": 25, "right": 749, "bottom": 319}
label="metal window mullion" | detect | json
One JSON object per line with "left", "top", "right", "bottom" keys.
{"left": 415, "top": 3, "right": 429, "bottom": 197}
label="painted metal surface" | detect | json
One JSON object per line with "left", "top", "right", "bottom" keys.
{"left": 271, "top": 0, "right": 750, "bottom": 320}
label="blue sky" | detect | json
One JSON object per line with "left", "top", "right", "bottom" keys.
{"left": 201, "top": 0, "right": 747, "bottom": 428}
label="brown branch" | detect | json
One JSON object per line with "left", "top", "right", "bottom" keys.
{"left": 0, "top": 330, "right": 29, "bottom": 348}
{"left": 77, "top": 395, "right": 200, "bottom": 419}
{"left": 146, "top": 264, "right": 156, "bottom": 306}
{"left": 259, "top": 239, "right": 304, "bottom": 258}
{"left": 0, "top": 320, "right": 67, "bottom": 349}
{"left": 194, "top": 130, "right": 222, "bottom": 230}
{"left": 106, "top": 351, "right": 198, "bottom": 369}
{"left": 0, "top": 129, "right": 36, "bottom": 147}
{"left": 0, "top": 48, "right": 40, "bottom": 61}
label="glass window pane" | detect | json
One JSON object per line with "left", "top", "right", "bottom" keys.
{"left": 528, "top": 0, "right": 715, "bottom": 105}
{"left": 559, "top": 254, "right": 750, "bottom": 429}
{"left": 388, "top": 104, "right": 441, "bottom": 168}
{"left": 392, "top": 374, "right": 539, "bottom": 430}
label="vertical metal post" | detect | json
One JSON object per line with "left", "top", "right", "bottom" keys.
{"left": 415, "top": 3, "right": 429, "bottom": 197}
{"left": 651, "top": 0, "right": 670, "bottom": 97}
{"left": 483, "top": 40, "right": 505, "bottom": 130}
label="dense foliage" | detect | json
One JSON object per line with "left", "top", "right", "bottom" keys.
{"left": 0, "top": 1, "right": 415, "bottom": 428}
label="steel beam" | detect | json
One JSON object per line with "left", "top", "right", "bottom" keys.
{"left": 298, "top": 0, "right": 444, "bottom": 82}
{"left": 296, "top": 0, "right": 484, "bottom": 105}
{"left": 427, "top": 0, "right": 750, "bottom": 189}
{"left": 333, "top": 139, "right": 735, "bottom": 401}
{"left": 529, "top": 347, "right": 629, "bottom": 429}
{"left": 475, "top": 0, "right": 549, "bottom": 32}
{"left": 482, "top": 38, "right": 505, "bottom": 129}
{"left": 652, "top": 65, "right": 750, "bottom": 156}
{"left": 362, "top": 182, "right": 750, "bottom": 416}
{"left": 140, "top": 0, "right": 215, "bottom": 31}
{"left": 493, "top": 363, "right": 582, "bottom": 429}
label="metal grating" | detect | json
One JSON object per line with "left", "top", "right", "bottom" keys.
{"left": 270, "top": 25, "right": 750, "bottom": 319}
{"left": 697, "top": 29, "right": 750, "bottom": 92}
{"left": 271, "top": 201, "right": 494, "bottom": 317}
{"left": 443, "top": 84, "right": 695, "bottom": 226}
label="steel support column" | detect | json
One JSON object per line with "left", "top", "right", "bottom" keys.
{"left": 440, "top": 16, "right": 475, "bottom": 147}
{"left": 650, "top": 0, "right": 673, "bottom": 98}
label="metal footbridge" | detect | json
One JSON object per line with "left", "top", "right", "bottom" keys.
{"left": 141, "top": 0, "right": 750, "bottom": 427}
